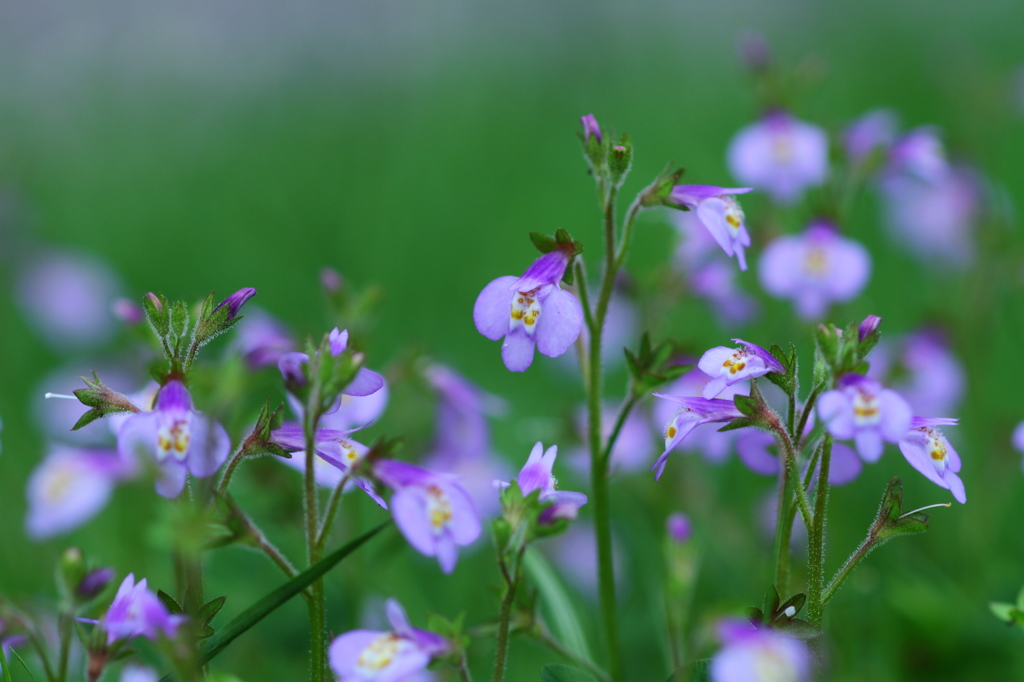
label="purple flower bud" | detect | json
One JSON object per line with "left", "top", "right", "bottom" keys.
{"left": 858, "top": 315, "right": 882, "bottom": 341}
{"left": 473, "top": 250, "right": 584, "bottom": 372}
{"left": 101, "top": 574, "right": 185, "bottom": 645}
{"left": 111, "top": 298, "right": 144, "bottom": 325}
{"left": 667, "top": 513, "right": 692, "bottom": 543}
{"left": 668, "top": 185, "right": 754, "bottom": 270}
{"left": 758, "top": 221, "right": 871, "bottom": 320}
{"left": 320, "top": 267, "right": 343, "bottom": 293}
{"left": 580, "top": 114, "right": 601, "bottom": 143}
{"left": 214, "top": 287, "right": 256, "bottom": 320}
{"left": 711, "top": 619, "right": 810, "bottom": 682}
{"left": 899, "top": 417, "right": 965, "bottom": 503}
{"left": 77, "top": 567, "right": 116, "bottom": 600}
{"left": 727, "top": 111, "right": 829, "bottom": 205}
{"left": 145, "top": 292, "right": 163, "bottom": 313}
{"left": 697, "top": 339, "right": 784, "bottom": 399}
{"left": 817, "top": 374, "right": 912, "bottom": 463}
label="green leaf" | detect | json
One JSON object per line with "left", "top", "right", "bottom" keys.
{"left": 541, "top": 664, "right": 597, "bottom": 682}
{"left": 0, "top": 640, "right": 13, "bottom": 682}
{"left": 159, "top": 523, "right": 388, "bottom": 682}
{"left": 1016, "top": 585, "right": 1024, "bottom": 610}
{"left": 717, "top": 417, "right": 756, "bottom": 433}
{"left": 71, "top": 409, "right": 105, "bottom": 431}
{"left": 157, "top": 590, "right": 184, "bottom": 615}
{"left": 525, "top": 550, "right": 594, "bottom": 669}
{"left": 763, "top": 585, "right": 781, "bottom": 618}
{"left": 667, "top": 658, "right": 711, "bottom": 682}
{"left": 530, "top": 232, "right": 558, "bottom": 254}
{"left": 199, "top": 596, "right": 227, "bottom": 626}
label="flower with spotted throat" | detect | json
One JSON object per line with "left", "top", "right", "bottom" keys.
{"left": 374, "top": 460, "right": 481, "bottom": 573}
{"left": 329, "top": 598, "right": 449, "bottom": 682}
{"left": 899, "top": 417, "right": 965, "bottom": 504}
{"left": 473, "top": 249, "right": 584, "bottom": 372}
{"left": 668, "top": 185, "right": 754, "bottom": 270}
{"left": 651, "top": 396, "right": 745, "bottom": 480}
{"left": 116, "top": 379, "right": 230, "bottom": 497}
{"left": 698, "top": 339, "right": 784, "bottom": 399}
{"left": 817, "top": 374, "right": 912, "bottom": 463}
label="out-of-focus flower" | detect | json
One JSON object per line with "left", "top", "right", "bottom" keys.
{"left": 710, "top": 619, "right": 810, "bottom": 682}
{"left": 100, "top": 574, "right": 184, "bottom": 646}
{"left": 120, "top": 666, "right": 158, "bottom": 682}
{"left": 569, "top": 403, "right": 654, "bottom": 476}
{"left": 667, "top": 512, "right": 692, "bottom": 543}
{"left": 737, "top": 30, "right": 772, "bottom": 72}
{"left": 887, "top": 127, "right": 948, "bottom": 184}
{"left": 899, "top": 417, "right": 965, "bottom": 503}
{"left": 78, "top": 567, "right": 116, "bottom": 600}
{"left": 698, "top": 339, "right": 784, "bottom": 399}
{"left": 843, "top": 109, "right": 898, "bottom": 163}
{"left": 758, "top": 221, "right": 871, "bottom": 320}
{"left": 111, "top": 298, "right": 144, "bottom": 326}
{"left": 374, "top": 460, "right": 481, "bottom": 573}
{"left": 116, "top": 380, "right": 230, "bottom": 497}
{"left": 25, "top": 447, "right": 126, "bottom": 539}
{"left": 321, "top": 267, "right": 343, "bottom": 294}
{"left": 817, "top": 375, "right": 912, "bottom": 462}
{"left": 736, "top": 430, "right": 862, "bottom": 485}
{"left": 232, "top": 308, "right": 295, "bottom": 369}
{"left": 329, "top": 598, "right": 448, "bottom": 682}
{"left": 561, "top": 285, "right": 639, "bottom": 372}
{"left": 727, "top": 111, "right": 829, "bottom": 205}
{"left": 668, "top": 186, "right": 754, "bottom": 270}
{"left": 545, "top": 521, "right": 625, "bottom": 598}
{"left": 651, "top": 396, "right": 745, "bottom": 480}
{"left": 690, "top": 261, "right": 760, "bottom": 328}
{"left": 868, "top": 329, "right": 965, "bottom": 418}
{"left": 17, "top": 250, "right": 121, "bottom": 349}
{"left": 653, "top": 368, "right": 749, "bottom": 465}
{"left": 496, "top": 442, "right": 588, "bottom": 523}
{"left": 422, "top": 364, "right": 509, "bottom": 518}
{"left": 1012, "top": 421, "right": 1024, "bottom": 472}
{"left": 473, "top": 250, "right": 584, "bottom": 372}
{"left": 277, "top": 328, "right": 385, "bottom": 396}
{"left": 880, "top": 166, "right": 980, "bottom": 267}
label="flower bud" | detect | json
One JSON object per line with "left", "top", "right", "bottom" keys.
{"left": 214, "top": 287, "right": 257, "bottom": 321}
{"left": 145, "top": 292, "right": 163, "bottom": 313}
{"left": 580, "top": 113, "right": 601, "bottom": 144}
{"left": 57, "top": 547, "right": 87, "bottom": 601}
{"left": 77, "top": 567, "right": 115, "bottom": 600}
{"left": 858, "top": 314, "right": 882, "bottom": 342}
{"left": 608, "top": 138, "right": 633, "bottom": 188}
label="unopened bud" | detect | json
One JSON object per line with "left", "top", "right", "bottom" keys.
{"left": 145, "top": 292, "right": 162, "bottom": 313}
{"left": 858, "top": 314, "right": 882, "bottom": 342}
{"left": 214, "top": 287, "right": 257, "bottom": 321}
{"left": 77, "top": 567, "right": 115, "bottom": 600}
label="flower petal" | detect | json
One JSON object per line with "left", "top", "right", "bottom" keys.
{"left": 184, "top": 414, "right": 230, "bottom": 478}
{"left": 155, "top": 460, "right": 187, "bottom": 498}
{"left": 473, "top": 276, "right": 517, "bottom": 341}
{"left": 343, "top": 367, "right": 385, "bottom": 397}
{"left": 828, "top": 443, "right": 863, "bottom": 485}
{"left": 854, "top": 429, "right": 884, "bottom": 463}
{"left": 501, "top": 328, "right": 536, "bottom": 372}
{"left": 391, "top": 487, "right": 435, "bottom": 557}
{"left": 535, "top": 288, "right": 583, "bottom": 358}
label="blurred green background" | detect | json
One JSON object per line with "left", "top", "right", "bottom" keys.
{"left": 2, "top": 1, "right": 1024, "bottom": 680}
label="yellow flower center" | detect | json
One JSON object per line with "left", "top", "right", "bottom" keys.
{"left": 157, "top": 419, "right": 191, "bottom": 461}
{"left": 357, "top": 634, "right": 400, "bottom": 672}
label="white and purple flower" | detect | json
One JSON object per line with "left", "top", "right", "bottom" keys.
{"left": 899, "top": 417, "right": 966, "bottom": 504}
{"left": 100, "top": 574, "right": 185, "bottom": 646}
{"left": 698, "top": 339, "right": 784, "bottom": 400}
{"left": 651, "top": 397, "right": 745, "bottom": 480}
{"left": 727, "top": 111, "right": 829, "bottom": 205}
{"left": 817, "top": 375, "right": 912, "bottom": 463}
{"left": 374, "top": 460, "right": 481, "bottom": 573}
{"left": 710, "top": 619, "right": 810, "bottom": 682}
{"left": 653, "top": 367, "right": 749, "bottom": 465}
{"left": 116, "top": 380, "right": 230, "bottom": 497}
{"left": 758, "top": 221, "right": 871, "bottom": 320}
{"left": 668, "top": 185, "right": 754, "bottom": 270}
{"left": 328, "top": 598, "right": 449, "bottom": 682}
{"left": 497, "top": 442, "right": 588, "bottom": 524}
{"left": 473, "top": 250, "right": 584, "bottom": 372}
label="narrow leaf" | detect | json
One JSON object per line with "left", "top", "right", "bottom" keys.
{"left": 541, "top": 664, "right": 597, "bottom": 682}
{"left": 525, "top": 550, "right": 594, "bottom": 668}
{"left": 157, "top": 590, "right": 184, "bottom": 615}
{"left": 199, "top": 596, "right": 227, "bottom": 626}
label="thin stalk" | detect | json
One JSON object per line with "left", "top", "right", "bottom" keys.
{"left": 822, "top": 534, "right": 872, "bottom": 607}
{"left": 215, "top": 448, "right": 247, "bottom": 494}
{"left": 794, "top": 383, "right": 825, "bottom": 450}
{"left": 574, "top": 261, "right": 596, "bottom": 335}
{"left": 22, "top": 625, "right": 57, "bottom": 682}
{"left": 491, "top": 557, "right": 521, "bottom": 682}
{"left": 225, "top": 494, "right": 302, "bottom": 585}
{"left": 612, "top": 194, "right": 646, "bottom": 271}
{"left": 807, "top": 435, "right": 832, "bottom": 628}
{"left": 787, "top": 392, "right": 797, "bottom": 440}
{"left": 771, "top": 450, "right": 794, "bottom": 594}
{"left": 304, "top": 410, "right": 326, "bottom": 682}
{"left": 0, "top": 646, "right": 11, "bottom": 682}
{"left": 458, "top": 652, "right": 474, "bottom": 682}
{"left": 316, "top": 471, "right": 354, "bottom": 549}
{"left": 774, "top": 422, "right": 814, "bottom": 530}
{"left": 601, "top": 392, "right": 640, "bottom": 464}
{"left": 57, "top": 612, "right": 72, "bottom": 682}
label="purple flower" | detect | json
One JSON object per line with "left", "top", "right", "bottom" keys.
{"left": 329, "top": 598, "right": 448, "bottom": 682}
{"left": 651, "top": 396, "right": 745, "bottom": 480}
{"left": 1013, "top": 421, "right": 1024, "bottom": 472}
{"left": 214, "top": 287, "right": 256, "bottom": 320}
{"left": 758, "top": 221, "right": 871, "bottom": 320}
{"left": 101, "top": 574, "right": 184, "bottom": 646}
{"left": 277, "top": 327, "right": 385, "bottom": 396}
{"left": 736, "top": 429, "right": 863, "bottom": 485}
{"left": 120, "top": 666, "right": 159, "bottom": 682}
{"left": 17, "top": 250, "right": 121, "bottom": 350}
{"left": 78, "top": 567, "right": 116, "bottom": 600}
{"left": 727, "top": 111, "right": 829, "bottom": 205}
{"left": 698, "top": 339, "right": 784, "bottom": 399}
{"left": 116, "top": 380, "right": 230, "bottom": 497}
{"left": 581, "top": 114, "right": 601, "bottom": 143}
{"left": 710, "top": 620, "right": 810, "bottom": 682}
{"left": 887, "top": 127, "right": 948, "bottom": 183}
{"left": 25, "top": 447, "right": 127, "bottom": 539}
{"left": 497, "top": 443, "right": 589, "bottom": 523}
{"left": 111, "top": 298, "right": 144, "bottom": 325}
{"left": 899, "top": 417, "right": 965, "bottom": 504}
{"left": 422, "top": 364, "right": 509, "bottom": 518}
{"left": 653, "top": 368, "right": 749, "bottom": 464}
{"left": 667, "top": 513, "right": 692, "bottom": 543}
{"left": 843, "top": 109, "right": 898, "bottom": 163}
{"left": 858, "top": 314, "right": 882, "bottom": 342}
{"left": 690, "top": 261, "right": 760, "bottom": 328}
{"left": 668, "top": 186, "right": 754, "bottom": 270}
{"left": 736, "top": 30, "right": 771, "bottom": 72}
{"left": 233, "top": 308, "right": 295, "bottom": 368}
{"left": 880, "top": 166, "right": 980, "bottom": 267}
{"left": 817, "top": 375, "right": 912, "bottom": 462}
{"left": 270, "top": 425, "right": 385, "bottom": 508}
{"left": 374, "top": 460, "right": 481, "bottom": 573}
{"left": 473, "top": 250, "right": 584, "bottom": 372}
{"left": 868, "top": 329, "right": 965, "bottom": 417}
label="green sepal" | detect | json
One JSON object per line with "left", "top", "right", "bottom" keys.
{"left": 733, "top": 394, "right": 761, "bottom": 418}
{"left": 718, "top": 417, "right": 756, "bottom": 433}
{"left": 643, "top": 162, "right": 687, "bottom": 208}
{"left": 71, "top": 371, "right": 139, "bottom": 430}
{"left": 746, "top": 607, "right": 764, "bottom": 626}
{"left": 773, "top": 618, "right": 822, "bottom": 640}
{"left": 56, "top": 547, "right": 87, "bottom": 605}
{"left": 170, "top": 300, "right": 190, "bottom": 341}
{"left": 763, "top": 584, "right": 781, "bottom": 618}
{"left": 529, "top": 229, "right": 584, "bottom": 285}
{"left": 608, "top": 135, "right": 633, "bottom": 188}
{"left": 157, "top": 590, "right": 185, "bottom": 615}
{"left": 143, "top": 292, "right": 170, "bottom": 337}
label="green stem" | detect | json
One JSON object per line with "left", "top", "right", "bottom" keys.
{"left": 601, "top": 392, "right": 640, "bottom": 464}
{"left": 807, "top": 435, "right": 832, "bottom": 628}
{"left": 775, "top": 420, "right": 814, "bottom": 530}
{"left": 0, "top": 645, "right": 11, "bottom": 682}
{"left": 771, "top": 451, "right": 794, "bottom": 595}
{"left": 794, "top": 382, "right": 825, "bottom": 450}
{"left": 822, "top": 534, "right": 872, "bottom": 607}
{"left": 612, "top": 194, "right": 646, "bottom": 271}
{"left": 57, "top": 611, "right": 72, "bottom": 682}
{"left": 215, "top": 448, "right": 247, "bottom": 495}
{"left": 786, "top": 393, "right": 797, "bottom": 440}
{"left": 458, "top": 651, "right": 474, "bottom": 682}
{"left": 316, "top": 471, "right": 353, "bottom": 549}
{"left": 226, "top": 493, "right": 302, "bottom": 585}
{"left": 492, "top": 559, "right": 521, "bottom": 682}
{"left": 304, "top": 414, "right": 326, "bottom": 681}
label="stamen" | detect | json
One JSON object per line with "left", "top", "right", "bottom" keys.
{"left": 44, "top": 393, "right": 78, "bottom": 400}
{"left": 899, "top": 503, "right": 951, "bottom": 519}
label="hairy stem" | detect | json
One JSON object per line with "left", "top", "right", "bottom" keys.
{"left": 215, "top": 447, "right": 247, "bottom": 495}
{"left": 822, "top": 534, "right": 873, "bottom": 607}
{"left": 807, "top": 435, "right": 832, "bottom": 628}
{"left": 316, "top": 471, "right": 354, "bottom": 549}
{"left": 772, "top": 451, "right": 794, "bottom": 595}
{"left": 492, "top": 555, "right": 522, "bottom": 682}
{"left": 304, "top": 410, "right": 326, "bottom": 681}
